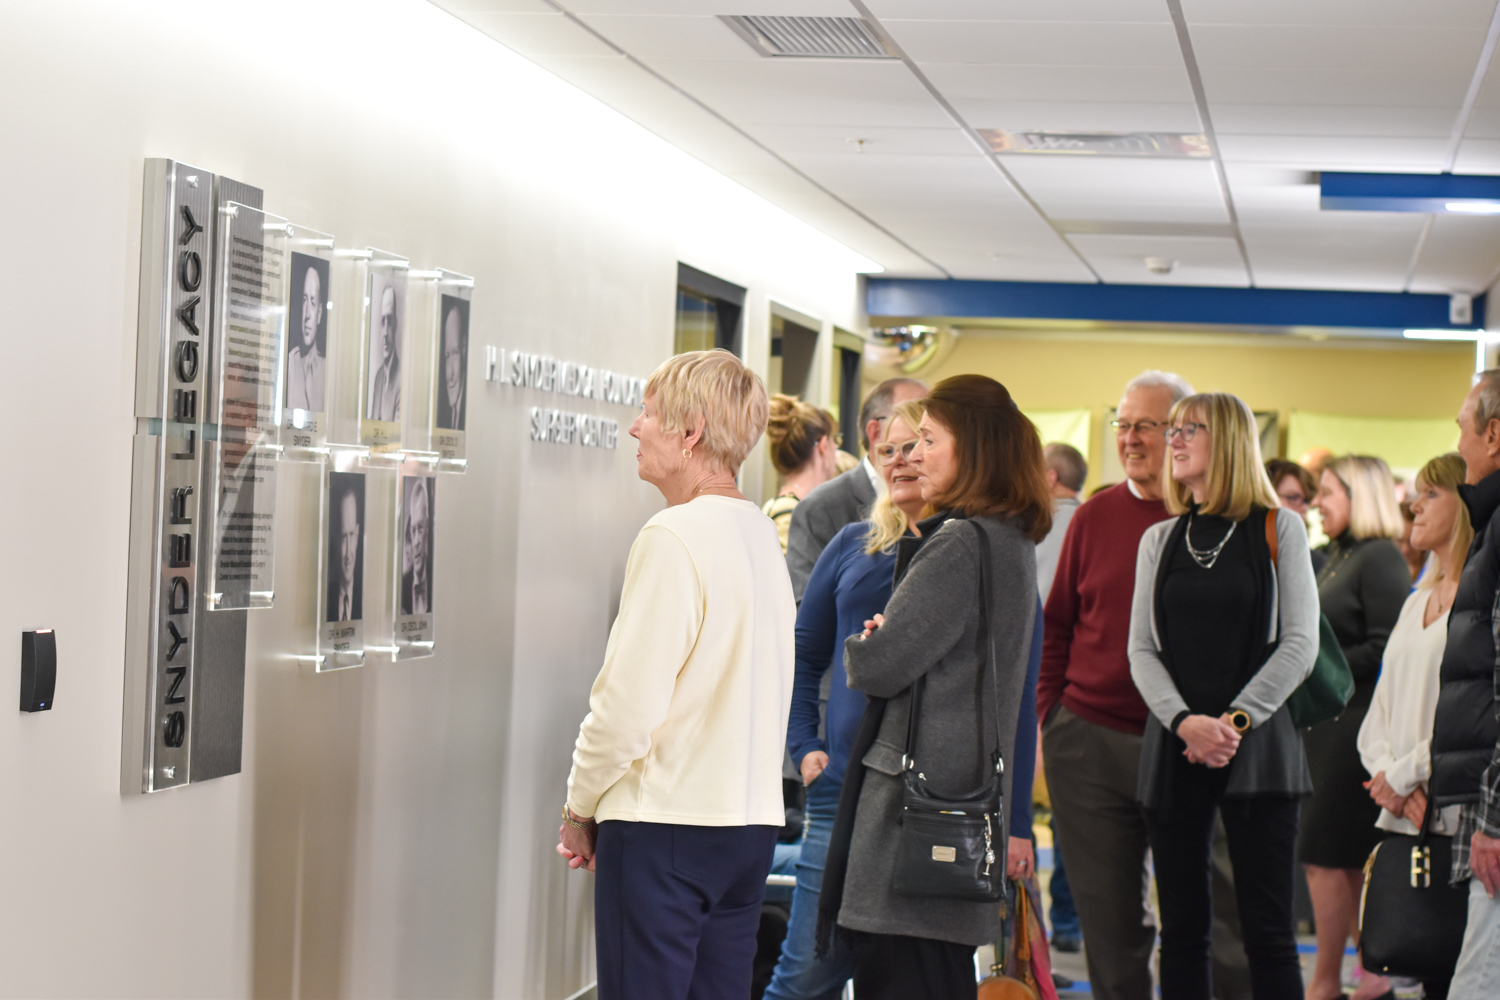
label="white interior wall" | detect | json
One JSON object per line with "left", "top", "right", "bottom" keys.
{"left": 0, "top": 2, "right": 869, "bottom": 997}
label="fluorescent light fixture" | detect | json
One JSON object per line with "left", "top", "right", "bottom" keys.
{"left": 1446, "top": 201, "right": 1500, "bottom": 213}
{"left": 1404, "top": 328, "right": 1484, "bottom": 340}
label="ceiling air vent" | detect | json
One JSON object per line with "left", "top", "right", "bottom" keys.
{"left": 721, "top": 16, "right": 894, "bottom": 59}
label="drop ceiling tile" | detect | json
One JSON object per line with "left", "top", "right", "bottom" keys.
{"left": 740, "top": 124, "right": 977, "bottom": 157}
{"left": 921, "top": 63, "right": 1194, "bottom": 104}
{"left": 885, "top": 20, "right": 1183, "bottom": 67}
{"left": 938, "top": 252, "right": 1100, "bottom": 283}
{"left": 1450, "top": 140, "right": 1500, "bottom": 173}
{"left": 1069, "top": 234, "right": 1249, "bottom": 287}
{"left": 452, "top": 11, "right": 621, "bottom": 56}
{"left": 955, "top": 101, "right": 1202, "bottom": 133}
{"left": 1213, "top": 104, "right": 1455, "bottom": 138}
{"left": 1190, "top": 25, "right": 1483, "bottom": 72}
{"left": 1181, "top": 0, "right": 1494, "bottom": 28}
{"left": 1464, "top": 107, "right": 1500, "bottom": 139}
{"left": 572, "top": 14, "right": 761, "bottom": 59}
{"left": 865, "top": 0, "right": 1170, "bottom": 21}
{"left": 1001, "top": 157, "right": 1225, "bottom": 206}
{"left": 434, "top": 0, "right": 553, "bottom": 14}
{"left": 648, "top": 58, "right": 954, "bottom": 127}
{"left": 1241, "top": 220, "right": 1421, "bottom": 291}
{"left": 1216, "top": 134, "right": 1448, "bottom": 169}
{"left": 564, "top": 0, "right": 854, "bottom": 14}
{"left": 1408, "top": 214, "right": 1500, "bottom": 293}
{"left": 1197, "top": 67, "right": 1473, "bottom": 107}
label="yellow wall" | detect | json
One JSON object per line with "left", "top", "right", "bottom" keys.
{"left": 907, "top": 330, "right": 1474, "bottom": 493}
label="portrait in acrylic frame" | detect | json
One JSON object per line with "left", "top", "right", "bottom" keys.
{"left": 399, "top": 474, "right": 434, "bottom": 616}
{"left": 285, "top": 252, "right": 329, "bottom": 414}
{"left": 365, "top": 270, "right": 406, "bottom": 422}
{"left": 435, "top": 294, "right": 469, "bottom": 432}
{"left": 326, "top": 472, "right": 365, "bottom": 624}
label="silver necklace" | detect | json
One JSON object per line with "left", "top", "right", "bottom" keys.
{"left": 1185, "top": 512, "right": 1235, "bottom": 569}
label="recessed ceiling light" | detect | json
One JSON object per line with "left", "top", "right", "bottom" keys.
{"left": 1445, "top": 201, "right": 1500, "bottom": 214}
{"left": 1404, "top": 328, "right": 1484, "bottom": 340}
{"left": 979, "top": 130, "right": 1210, "bottom": 158}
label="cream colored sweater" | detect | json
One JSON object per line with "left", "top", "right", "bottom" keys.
{"left": 566, "top": 495, "right": 796, "bottom": 826}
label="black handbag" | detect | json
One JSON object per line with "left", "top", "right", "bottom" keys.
{"left": 1359, "top": 795, "right": 1470, "bottom": 980}
{"left": 890, "top": 520, "right": 1008, "bottom": 902}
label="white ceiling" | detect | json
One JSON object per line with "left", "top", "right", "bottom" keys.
{"left": 430, "top": 0, "right": 1500, "bottom": 293}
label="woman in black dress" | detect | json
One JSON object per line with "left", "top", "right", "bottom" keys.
{"left": 1302, "top": 454, "right": 1412, "bottom": 1000}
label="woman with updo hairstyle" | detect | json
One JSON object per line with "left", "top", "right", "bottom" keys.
{"left": 816, "top": 374, "right": 1050, "bottom": 997}
{"left": 763, "top": 394, "right": 841, "bottom": 554}
{"left": 1302, "top": 454, "right": 1411, "bottom": 1000}
{"left": 558, "top": 349, "right": 796, "bottom": 998}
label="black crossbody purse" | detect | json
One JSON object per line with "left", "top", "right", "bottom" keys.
{"left": 890, "top": 520, "right": 1008, "bottom": 902}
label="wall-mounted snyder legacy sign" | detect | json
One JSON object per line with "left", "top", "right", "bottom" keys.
{"left": 492, "top": 348, "right": 646, "bottom": 450}
{"left": 122, "top": 160, "right": 259, "bottom": 794}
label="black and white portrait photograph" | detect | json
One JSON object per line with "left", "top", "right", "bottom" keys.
{"left": 400, "top": 474, "right": 434, "bottom": 616}
{"left": 365, "top": 270, "right": 406, "bottom": 422}
{"left": 435, "top": 294, "right": 469, "bottom": 432}
{"left": 285, "top": 252, "right": 329, "bottom": 414}
{"left": 326, "top": 472, "right": 365, "bottom": 624}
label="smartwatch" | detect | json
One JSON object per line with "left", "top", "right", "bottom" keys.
{"left": 1227, "top": 709, "right": 1251, "bottom": 734}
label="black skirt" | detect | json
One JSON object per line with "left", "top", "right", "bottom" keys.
{"left": 1297, "top": 683, "right": 1382, "bottom": 868}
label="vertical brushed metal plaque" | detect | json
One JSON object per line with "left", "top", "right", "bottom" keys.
{"left": 122, "top": 160, "right": 259, "bottom": 793}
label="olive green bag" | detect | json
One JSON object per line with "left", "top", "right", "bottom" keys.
{"left": 1265, "top": 511, "right": 1354, "bottom": 729}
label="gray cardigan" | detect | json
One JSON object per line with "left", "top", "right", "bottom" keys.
{"left": 839, "top": 514, "right": 1036, "bottom": 947}
{"left": 1128, "top": 507, "right": 1319, "bottom": 805}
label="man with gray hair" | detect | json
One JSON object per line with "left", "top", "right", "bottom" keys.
{"left": 1432, "top": 368, "right": 1500, "bottom": 997}
{"left": 1040, "top": 370, "right": 1254, "bottom": 999}
{"left": 785, "top": 377, "right": 926, "bottom": 600}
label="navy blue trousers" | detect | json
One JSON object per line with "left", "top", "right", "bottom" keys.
{"left": 595, "top": 820, "right": 778, "bottom": 1000}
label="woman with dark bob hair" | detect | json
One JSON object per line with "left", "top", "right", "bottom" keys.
{"left": 815, "top": 374, "right": 1052, "bottom": 998}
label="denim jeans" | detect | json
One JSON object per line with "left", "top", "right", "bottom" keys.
{"left": 762, "top": 776, "right": 856, "bottom": 1000}
{"left": 1451, "top": 877, "right": 1500, "bottom": 999}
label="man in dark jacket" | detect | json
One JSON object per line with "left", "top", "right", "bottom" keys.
{"left": 1433, "top": 368, "right": 1500, "bottom": 996}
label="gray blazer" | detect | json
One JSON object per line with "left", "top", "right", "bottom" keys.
{"left": 786, "top": 463, "right": 878, "bottom": 601}
{"left": 839, "top": 514, "right": 1036, "bottom": 947}
{"left": 1128, "top": 507, "right": 1319, "bottom": 805}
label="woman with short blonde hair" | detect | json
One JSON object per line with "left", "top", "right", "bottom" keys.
{"left": 1302, "top": 452, "right": 1414, "bottom": 1000}
{"left": 558, "top": 349, "right": 795, "bottom": 999}
{"left": 1128, "top": 391, "right": 1318, "bottom": 998}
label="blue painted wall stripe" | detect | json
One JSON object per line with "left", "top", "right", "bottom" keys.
{"left": 865, "top": 278, "right": 1483, "bottom": 331}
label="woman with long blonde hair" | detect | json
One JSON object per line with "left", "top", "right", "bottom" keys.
{"left": 1303, "top": 454, "right": 1413, "bottom": 1000}
{"left": 1128, "top": 392, "right": 1319, "bottom": 998}
{"left": 1357, "top": 452, "right": 1472, "bottom": 999}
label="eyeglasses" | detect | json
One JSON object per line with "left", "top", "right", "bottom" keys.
{"left": 1166, "top": 422, "right": 1207, "bottom": 442}
{"left": 1111, "top": 419, "right": 1166, "bottom": 436}
{"left": 873, "top": 440, "right": 918, "bottom": 465}
{"left": 1277, "top": 491, "right": 1308, "bottom": 507}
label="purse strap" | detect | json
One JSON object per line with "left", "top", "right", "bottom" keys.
{"left": 903, "top": 519, "right": 1003, "bottom": 776}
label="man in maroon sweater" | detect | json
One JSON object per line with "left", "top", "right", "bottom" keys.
{"left": 1042, "top": 370, "right": 1242, "bottom": 1000}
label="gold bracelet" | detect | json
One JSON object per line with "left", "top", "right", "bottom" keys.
{"left": 562, "top": 804, "right": 592, "bottom": 830}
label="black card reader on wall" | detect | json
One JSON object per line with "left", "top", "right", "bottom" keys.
{"left": 21, "top": 630, "right": 55, "bottom": 712}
